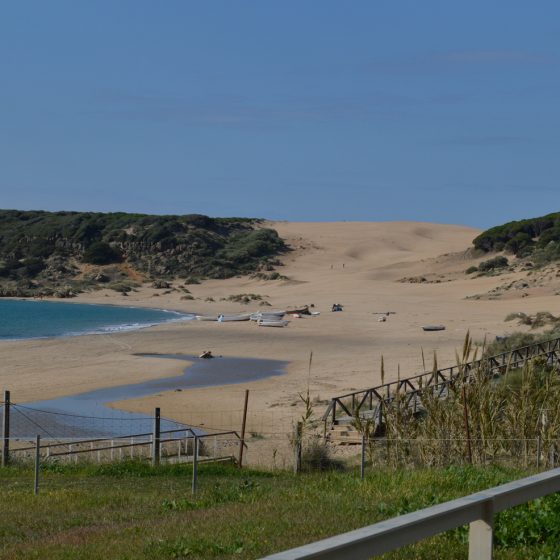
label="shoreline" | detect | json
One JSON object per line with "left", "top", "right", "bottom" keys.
{"left": 0, "top": 298, "right": 194, "bottom": 342}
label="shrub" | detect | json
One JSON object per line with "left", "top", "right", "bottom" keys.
{"left": 465, "top": 266, "right": 478, "bottom": 274}
{"left": 301, "top": 438, "right": 344, "bottom": 472}
{"left": 83, "top": 242, "right": 122, "bottom": 265}
{"left": 478, "top": 256, "right": 509, "bottom": 272}
{"left": 219, "top": 229, "right": 286, "bottom": 263}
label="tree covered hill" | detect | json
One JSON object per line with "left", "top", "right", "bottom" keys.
{"left": 473, "top": 212, "right": 560, "bottom": 262}
{"left": 0, "top": 210, "right": 287, "bottom": 297}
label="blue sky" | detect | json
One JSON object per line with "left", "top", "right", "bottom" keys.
{"left": 1, "top": 1, "right": 559, "bottom": 228}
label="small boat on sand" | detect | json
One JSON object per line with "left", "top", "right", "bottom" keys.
{"left": 217, "top": 313, "right": 251, "bottom": 322}
{"left": 257, "top": 319, "right": 289, "bottom": 328}
{"left": 422, "top": 325, "right": 446, "bottom": 331}
{"left": 285, "top": 305, "right": 311, "bottom": 315}
{"left": 250, "top": 311, "right": 286, "bottom": 321}
{"left": 195, "top": 315, "right": 218, "bottom": 321}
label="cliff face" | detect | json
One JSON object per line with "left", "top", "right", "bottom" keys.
{"left": 0, "top": 210, "right": 287, "bottom": 297}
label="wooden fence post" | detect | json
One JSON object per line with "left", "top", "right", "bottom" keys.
{"left": 2, "top": 390, "right": 10, "bottom": 467}
{"left": 360, "top": 433, "right": 366, "bottom": 480}
{"left": 152, "top": 407, "right": 161, "bottom": 467}
{"left": 293, "top": 422, "right": 302, "bottom": 474}
{"left": 238, "top": 390, "right": 249, "bottom": 468}
{"left": 34, "top": 434, "right": 40, "bottom": 495}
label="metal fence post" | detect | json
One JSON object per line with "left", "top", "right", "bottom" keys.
{"left": 152, "top": 407, "right": 161, "bottom": 467}
{"left": 468, "top": 499, "right": 494, "bottom": 560}
{"left": 2, "top": 390, "right": 10, "bottom": 467}
{"left": 34, "top": 434, "right": 40, "bottom": 495}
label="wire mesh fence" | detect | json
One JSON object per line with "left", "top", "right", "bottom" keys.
{"left": 2, "top": 395, "right": 245, "bottom": 472}
{"left": 4, "top": 396, "right": 560, "bottom": 479}
{"left": 8, "top": 402, "right": 189, "bottom": 439}
{"left": 9, "top": 429, "right": 245, "bottom": 466}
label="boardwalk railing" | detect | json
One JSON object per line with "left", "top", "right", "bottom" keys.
{"left": 322, "top": 336, "right": 560, "bottom": 429}
{"left": 261, "top": 467, "right": 560, "bottom": 560}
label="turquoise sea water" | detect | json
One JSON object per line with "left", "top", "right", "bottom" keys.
{"left": 0, "top": 299, "right": 192, "bottom": 340}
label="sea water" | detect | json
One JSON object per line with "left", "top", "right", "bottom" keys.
{"left": 0, "top": 299, "right": 192, "bottom": 340}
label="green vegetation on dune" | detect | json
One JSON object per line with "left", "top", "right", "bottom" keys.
{"left": 0, "top": 462, "right": 558, "bottom": 559}
{"left": 0, "top": 210, "right": 287, "bottom": 296}
{"left": 473, "top": 211, "right": 560, "bottom": 262}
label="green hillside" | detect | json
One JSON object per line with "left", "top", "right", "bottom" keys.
{"left": 0, "top": 210, "right": 287, "bottom": 297}
{"left": 473, "top": 212, "right": 560, "bottom": 262}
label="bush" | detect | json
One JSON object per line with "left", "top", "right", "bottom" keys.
{"left": 219, "top": 229, "right": 286, "bottom": 264}
{"left": 83, "top": 242, "right": 122, "bottom": 265}
{"left": 478, "top": 256, "right": 509, "bottom": 272}
{"left": 465, "top": 266, "right": 478, "bottom": 274}
{"left": 301, "top": 438, "right": 344, "bottom": 472}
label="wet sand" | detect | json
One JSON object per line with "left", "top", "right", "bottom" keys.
{"left": 13, "top": 356, "right": 286, "bottom": 438}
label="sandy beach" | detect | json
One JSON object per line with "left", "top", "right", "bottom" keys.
{"left": 2, "top": 221, "right": 558, "bottom": 466}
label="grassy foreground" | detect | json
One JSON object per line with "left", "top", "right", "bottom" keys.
{"left": 1, "top": 462, "right": 559, "bottom": 559}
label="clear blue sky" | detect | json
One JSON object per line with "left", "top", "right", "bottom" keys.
{"left": 1, "top": 1, "right": 559, "bottom": 227}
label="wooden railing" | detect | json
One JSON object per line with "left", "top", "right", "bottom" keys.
{"left": 322, "top": 337, "right": 560, "bottom": 429}
{"left": 261, "top": 467, "right": 560, "bottom": 560}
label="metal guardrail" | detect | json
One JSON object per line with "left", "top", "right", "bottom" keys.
{"left": 323, "top": 336, "right": 560, "bottom": 428}
{"left": 261, "top": 467, "right": 560, "bottom": 560}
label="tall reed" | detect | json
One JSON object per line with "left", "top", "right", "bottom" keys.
{"left": 362, "top": 333, "right": 560, "bottom": 469}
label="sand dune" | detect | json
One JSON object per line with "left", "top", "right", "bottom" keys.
{"left": 2, "top": 220, "right": 558, "bottom": 466}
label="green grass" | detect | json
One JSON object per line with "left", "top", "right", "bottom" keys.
{"left": 1, "top": 461, "right": 560, "bottom": 559}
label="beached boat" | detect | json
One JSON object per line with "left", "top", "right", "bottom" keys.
{"left": 257, "top": 319, "right": 289, "bottom": 328}
{"left": 195, "top": 315, "right": 218, "bottom": 321}
{"left": 217, "top": 313, "right": 251, "bottom": 322}
{"left": 250, "top": 311, "right": 286, "bottom": 321}
{"left": 285, "top": 305, "right": 311, "bottom": 315}
{"left": 422, "top": 325, "right": 445, "bottom": 331}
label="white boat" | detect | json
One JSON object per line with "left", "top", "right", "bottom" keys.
{"left": 217, "top": 313, "right": 252, "bottom": 322}
{"left": 257, "top": 319, "right": 289, "bottom": 328}
{"left": 250, "top": 311, "right": 286, "bottom": 321}
{"left": 195, "top": 315, "right": 218, "bottom": 321}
